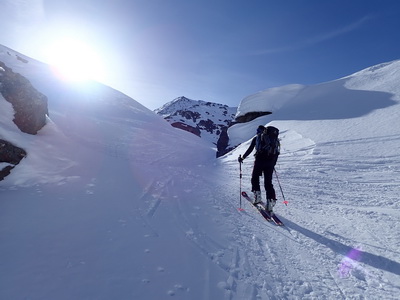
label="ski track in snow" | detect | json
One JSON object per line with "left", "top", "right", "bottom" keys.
{"left": 3, "top": 124, "right": 398, "bottom": 299}
{"left": 84, "top": 127, "right": 400, "bottom": 299}
{"left": 214, "top": 129, "right": 400, "bottom": 299}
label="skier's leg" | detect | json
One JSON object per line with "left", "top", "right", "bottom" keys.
{"left": 251, "top": 162, "right": 262, "bottom": 191}
{"left": 263, "top": 165, "right": 276, "bottom": 200}
{"left": 263, "top": 164, "right": 277, "bottom": 211}
{"left": 251, "top": 162, "right": 262, "bottom": 203}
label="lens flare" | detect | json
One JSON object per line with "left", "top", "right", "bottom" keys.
{"left": 338, "top": 247, "right": 362, "bottom": 278}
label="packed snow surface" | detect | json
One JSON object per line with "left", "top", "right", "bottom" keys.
{"left": 1, "top": 46, "right": 399, "bottom": 299}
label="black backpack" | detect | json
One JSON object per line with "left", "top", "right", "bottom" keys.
{"left": 255, "top": 126, "right": 280, "bottom": 156}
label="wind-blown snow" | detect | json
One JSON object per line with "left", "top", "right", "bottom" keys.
{"left": 235, "top": 84, "right": 305, "bottom": 118}
{"left": 1, "top": 45, "right": 399, "bottom": 299}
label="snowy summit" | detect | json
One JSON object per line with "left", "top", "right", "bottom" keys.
{"left": 155, "top": 96, "right": 237, "bottom": 147}
{"left": 1, "top": 44, "right": 400, "bottom": 300}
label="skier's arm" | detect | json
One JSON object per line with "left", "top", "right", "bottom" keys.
{"left": 242, "top": 137, "right": 256, "bottom": 159}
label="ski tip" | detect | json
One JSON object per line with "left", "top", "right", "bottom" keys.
{"left": 237, "top": 207, "right": 245, "bottom": 212}
{"left": 241, "top": 191, "right": 248, "bottom": 197}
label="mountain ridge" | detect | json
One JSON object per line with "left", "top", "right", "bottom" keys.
{"left": 154, "top": 96, "right": 237, "bottom": 148}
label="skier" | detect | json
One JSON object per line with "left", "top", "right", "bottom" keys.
{"left": 238, "top": 125, "right": 280, "bottom": 213}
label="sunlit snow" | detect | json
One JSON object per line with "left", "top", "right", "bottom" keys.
{"left": 1, "top": 46, "right": 399, "bottom": 299}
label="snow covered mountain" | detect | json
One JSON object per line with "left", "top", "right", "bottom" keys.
{"left": 228, "top": 62, "right": 400, "bottom": 151}
{"left": 1, "top": 43, "right": 400, "bottom": 300}
{"left": 154, "top": 96, "right": 237, "bottom": 150}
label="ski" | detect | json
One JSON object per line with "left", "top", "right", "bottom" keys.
{"left": 241, "top": 191, "right": 272, "bottom": 222}
{"left": 266, "top": 211, "right": 284, "bottom": 226}
{"left": 241, "top": 191, "right": 284, "bottom": 226}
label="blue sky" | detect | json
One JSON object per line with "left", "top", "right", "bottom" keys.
{"left": 1, "top": 0, "right": 400, "bottom": 109}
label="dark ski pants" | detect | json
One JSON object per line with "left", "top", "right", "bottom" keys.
{"left": 251, "top": 158, "right": 277, "bottom": 200}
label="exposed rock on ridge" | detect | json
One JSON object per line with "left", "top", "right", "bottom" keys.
{"left": 0, "top": 60, "right": 49, "bottom": 181}
{"left": 0, "top": 61, "right": 48, "bottom": 134}
{"left": 155, "top": 96, "right": 237, "bottom": 153}
{"left": 0, "top": 139, "right": 27, "bottom": 180}
{"left": 234, "top": 111, "right": 271, "bottom": 123}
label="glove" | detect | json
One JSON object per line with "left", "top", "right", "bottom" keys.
{"left": 238, "top": 155, "right": 244, "bottom": 163}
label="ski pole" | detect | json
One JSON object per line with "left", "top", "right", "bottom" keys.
{"left": 274, "top": 168, "right": 288, "bottom": 206}
{"left": 239, "top": 155, "right": 244, "bottom": 210}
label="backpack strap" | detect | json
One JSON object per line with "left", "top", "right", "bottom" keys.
{"left": 255, "top": 133, "right": 263, "bottom": 152}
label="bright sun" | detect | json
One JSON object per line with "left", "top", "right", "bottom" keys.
{"left": 45, "top": 38, "right": 106, "bottom": 82}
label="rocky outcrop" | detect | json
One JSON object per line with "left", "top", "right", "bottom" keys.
{"left": 0, "top": 61, "right": 48, "bottom": 181}
{"left": 0, "top": 61, "right": 48, "bottom": 134}
{"left": 216, "top": 128, "right": 235, "bottom": 157}
{"left": 171, "top": 122, "right": 201, "bottom": 136}
{"left": 0, "top": 139, "right": 27, "bottom": 181}
{"left": 235, "top": 111, "right": 271, "bottom": 123}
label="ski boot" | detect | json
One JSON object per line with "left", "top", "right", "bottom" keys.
{"left": 253, "top": 191, "right": 262, "bottom": 205}
{"left": 265, "top": 199, "right": 277, "bottom": 213}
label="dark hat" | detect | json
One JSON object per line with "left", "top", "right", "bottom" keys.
{"left": 256, "top": 125, "right": 265, "bottom": 134}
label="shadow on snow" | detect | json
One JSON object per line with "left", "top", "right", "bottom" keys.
{"left": 284, "top": 219, "right": 400, "bottom": 276}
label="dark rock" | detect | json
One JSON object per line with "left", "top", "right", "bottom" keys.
{"left": 0, "top": 165, "right": 15, "bottom": 181}
{"left": 198, "top": 119, "right": 218, "bottom": 134}
{"left": 171, "top": 122, "right": 201, "bottom": 137}
{"left": 0, "top": 139, "right": 27, "bottom": 181}
{"left": 216, "top": 128, "right": 234, "bottom": 157}
{"left": 0, "top": 61, "right": 48, "bottom": 134}
{"left": 16, "top": 55, "right": 29, "bottom": 64}
{"left": 235, "top": 111, "right": 271, "bottom": 123}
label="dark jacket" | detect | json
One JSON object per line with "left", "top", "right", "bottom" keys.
{"left": 242, "top": 137, "right": 257, "bottom": 160}
{"left": 243, "top": 136, "right": 279, "bottom": 163}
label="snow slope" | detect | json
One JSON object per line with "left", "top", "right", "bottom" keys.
{"left": 1, "top": 45, "right": 399, "bottom": 299}
{"left": 223, "top": 60, "right": 400, "bottom": 298}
